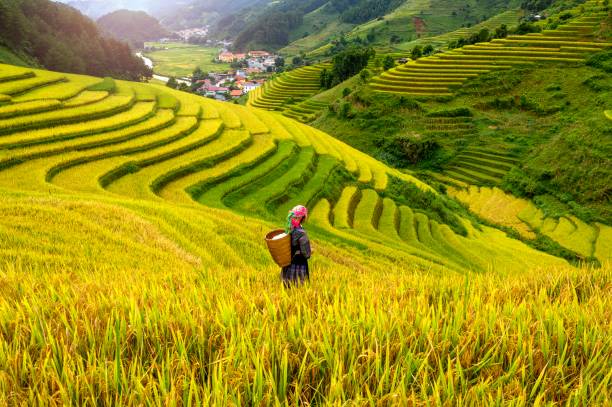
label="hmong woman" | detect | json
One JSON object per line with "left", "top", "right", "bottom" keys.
{"left": 282, "top": 205, "right": 312, "bottom": 288}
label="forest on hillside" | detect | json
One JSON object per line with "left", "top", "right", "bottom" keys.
{"left": 97, "top": 9, "right": 171, "bottom": 49}
{"left": 0, "top": 0, "right": 151, "bottom": 80}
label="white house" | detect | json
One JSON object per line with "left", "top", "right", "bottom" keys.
{"left": 243, "top": 82, "right": 262, "bottom": 93}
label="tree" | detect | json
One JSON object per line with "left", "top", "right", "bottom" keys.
{"left": 192, "top": 67, "right": 207, "bottom": 82}
{"left": 359, "top": 69, "right": 371, "bottom": 83}
{"left": 423, "top": 45, "right": 434, "bottom": 56}
{"left": 319, "top": 68, "right": 333, "bottom": 89}
{"left": 411, "top": 46, "right": 423, "bottom": 60}
{"left": 382, "top": 55, "right": 395, "bottom": 71}
{"left": 366, "top": 29, "right": 376, "bottom": 43}
{"left": 327, "top": 46, "right": 375, "bottom": 88}
{"left": 166, "top": 77, "right": 178, "bottom": 89}
{"left": 275, "top": 56, "right": 285, "bottom": 67}
{"left": 292, "top": 55, "right": 304, "bottom": 66}
{"left": 494, "top": 24, "right": 508, "bottom": 39}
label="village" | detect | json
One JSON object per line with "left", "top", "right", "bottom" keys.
{"left": 193, "top": 50, "right": 281, "bottom": 102}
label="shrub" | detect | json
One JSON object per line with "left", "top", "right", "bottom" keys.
{"left": 426, "top": 107, "right": 472, "bottom": 117}
{"left": 382, "top": 56, "right": 395, "bottom": 71}
{"left": 586, "top": 50, "right": 612, "bottom": 73}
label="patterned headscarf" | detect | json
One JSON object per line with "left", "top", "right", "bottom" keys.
{"left": 285, "top": 205, "right": 308, "bottom": 233}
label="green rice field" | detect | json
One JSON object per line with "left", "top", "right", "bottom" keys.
{"left": 143, "top": 42, "right": 231, "bottom": 78}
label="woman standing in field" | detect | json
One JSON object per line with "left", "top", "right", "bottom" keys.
{"left": 282, "top": 205, "right": 311, "bottom": 288}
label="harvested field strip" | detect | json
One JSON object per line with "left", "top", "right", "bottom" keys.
{"left": 448, "top": 163, "right": 504, "bottom": 180}
{"left": 0, "top": 95, "right": 135, "bottom": 135}
{"left": 197, "top": 140, "right": 295, "bottom": 208}
{"left": 0, "top": 101, "right": 157, "bottom": 149}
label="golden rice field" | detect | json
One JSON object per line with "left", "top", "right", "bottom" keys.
{"left": 450, "top": 185, "right": 612, "bottom": 263}
{"left": 0, "top": 62, "right": 611, "bottom": 404}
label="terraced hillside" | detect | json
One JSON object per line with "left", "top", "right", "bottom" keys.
{"left": 436, "top": 147, "right": 520, "bottom": 186}
{"left": 2, "top": 61, "right": 612, "bottom": 405}
{"left": 0, "top": 61, "right": 572, "bottom": 274}
{"left": 370, "top": 1, "right": 611, "bottom": 97}
{"left": 451, "top": 186, "right": 612, "bottom": 263}
{"left": 397, "top": 9, "right": 523, "bottom": 51}
{"left": 247, "top": 63, "right": 331, "bottom": 115}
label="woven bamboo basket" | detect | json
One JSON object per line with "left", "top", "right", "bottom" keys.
{"left": 265, "top": 229, "right": 291, "bottom": 267}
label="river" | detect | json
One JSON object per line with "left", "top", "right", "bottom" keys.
{"left": 136, "top": 53, "right": 192, "bottom": 86}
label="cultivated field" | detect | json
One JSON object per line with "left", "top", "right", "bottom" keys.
{"left": 0, "top": 61, "right": 610, "bottom": 404}
{"left": 370, "top": 1, "right": 611, "bottom": 97}
{"left": 248, "top": 63, "right": 331, "bottom": 122}
{"left": 143, "top": 42, "right": 230, "bottom": 78}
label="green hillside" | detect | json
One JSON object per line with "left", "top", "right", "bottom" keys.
{"left": 370, "top": 1, "right": 609, "bottom": 96}
{"left": 279, "top": 0, "right": 524, "bottom": 56}
{"left": 264, "top": 1, "right": 611, "bottom": 256}
{"left": 0, "top": 0, "right": 150, "bottom": 80}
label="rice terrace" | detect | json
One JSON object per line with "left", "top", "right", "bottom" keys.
{"left": 0, "top": 0, "right": 611, "bottom": 404}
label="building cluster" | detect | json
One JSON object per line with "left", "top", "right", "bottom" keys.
{"left": 217, "top": 51, "right": 279, "bottom": 73}
{"left": 175, "top": 27, "right": 209, "bottom": 41}
{"left": 195, "top": 70, "right": 266, "bottom": 101}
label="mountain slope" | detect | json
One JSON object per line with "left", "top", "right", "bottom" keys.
{"left": 97, "top": 9, "right": 171, "bottom": 48}
{"left": 0, "top": 0, "right": 150, "bottom": 80}
{"left": 276, "top": 0, "right": 523, "bottom": 56}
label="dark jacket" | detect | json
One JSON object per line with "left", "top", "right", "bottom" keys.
{"left": 290, "top": 227, "right": 311, "bottom": 264}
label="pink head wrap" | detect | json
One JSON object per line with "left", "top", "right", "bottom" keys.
{"left": 286, "top": 205, "right": 308, "bottom": 232}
